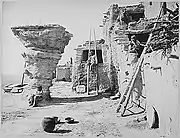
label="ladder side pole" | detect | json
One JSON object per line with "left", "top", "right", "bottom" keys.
{"left": 87, "top": 28, "right": 91, "bottom": 95}
{"left": 93, "top": 29, "right": 99, "bottom": 94}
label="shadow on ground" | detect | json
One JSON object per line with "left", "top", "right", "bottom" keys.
{"left": 56, "top": 120, "right": 79, "bottom": 125}
{"left": 49, "top": 129, "right": 72, "bottom": 134}
{"left": 38, "top": 92, "right": 113, "bottom": 107}
{"left": 46, "top": 120, "right": 79, "bottom": 134}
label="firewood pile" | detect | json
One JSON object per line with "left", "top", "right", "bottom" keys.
{"left": 146, "top": 4, "right": 179, "bottom": 55}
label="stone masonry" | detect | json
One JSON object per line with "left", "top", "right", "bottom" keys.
{"left": 102, "top": 3, "right": 145, "bottom": 94}
{"left": 72, "top": 40, "right": 110, "bottom": 93}
{"left": 103, "top": 2, "right": 179, "bottom": 136}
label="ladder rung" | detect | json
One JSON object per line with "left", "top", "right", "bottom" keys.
{"left": 141, "top": 95, "right": 146, "bottom": 99}
{"left": 127, "top": 108, "right": 135, "bottom": 114}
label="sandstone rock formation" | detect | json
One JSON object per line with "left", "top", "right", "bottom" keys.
{"left": 11, "top": 24, "right": 73, "bottom": 100}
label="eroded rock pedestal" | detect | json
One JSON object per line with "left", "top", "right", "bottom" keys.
{"left": 11, "top": 24, "right": 72, "bottom": 100}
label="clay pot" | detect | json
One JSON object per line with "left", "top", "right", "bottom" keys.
{"left": 65, "top": 117, "right": 74, "bottom": 123}
{"left": 52, "top": 116, "right": 59, "bottom": 124}
{"left": 41, "top": 117, "right": 56, "bottom": 132}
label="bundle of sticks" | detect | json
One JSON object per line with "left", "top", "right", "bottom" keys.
{"left": 146, "top": 3, "right": 179, "bottom": 54}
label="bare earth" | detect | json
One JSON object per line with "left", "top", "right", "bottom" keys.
{"left": 0, "top": 82, "right": 171, "bottom": 138}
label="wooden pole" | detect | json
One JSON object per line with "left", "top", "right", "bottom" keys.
{"left": 87, "top": 28, "right": 91, "bottom": 95}
{"left": 93, "top": 29, "right": 99, "bottom": 95}
{"left": 116, "top": 3, "right": 163, "bottom": 114}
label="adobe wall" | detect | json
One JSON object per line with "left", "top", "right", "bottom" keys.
{"left": 142, "top": 2, "right": 179, "bottom": 136}
{"left": 144, "top": 46, "right": 179, "bottom": 136}
{"left": 56, "top": 67, "right": 71, "bottom": 81}
{"left": 143, "top": 1, "right": 178, "bottom": 19}
{"left": 103, "top": 2, "right": 179, "bottom": 136}
{"left": 102, "top": 3, "right": 145, "bottom": 93}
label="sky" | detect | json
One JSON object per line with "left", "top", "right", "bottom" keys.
{"left": 1, "top": 0, "right": 140, "bottom": 79}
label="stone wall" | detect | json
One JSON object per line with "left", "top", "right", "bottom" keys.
{"left": 102, "top": 3, "right": 145, "bottom": 94}
{"left": 103, "top": 1, "right": 179, "bottom": 136}
{"left": 11, "top": 24, "right": 72, "bottom": 99}
{"left": 72, "top": 40, "right": 110, "bottom": 92}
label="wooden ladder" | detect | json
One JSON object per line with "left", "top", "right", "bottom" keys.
{"left": 116, "top": 4, "right": 163, "bottom": 116}
{"left": 87, "top": 29, "right": 99, "bottom": 95}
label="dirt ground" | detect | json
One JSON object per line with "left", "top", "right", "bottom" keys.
{"left": 0, "top": 82, "right": 174, "bottom": 138}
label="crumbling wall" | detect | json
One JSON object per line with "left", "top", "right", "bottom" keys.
{"left": 103, "top": 1, "right": 179, "bottom": 136}
{"left": 102, "top": 3, "right": 145, "bottom": 94}
{"left": 72, "top": 41, "right": 110, "bottom": 92}
{"left": 11, "top": 24, "right": 72, "bottom": 100}
{"left": 72, "top": 45, "right": 83, "bottom": 85}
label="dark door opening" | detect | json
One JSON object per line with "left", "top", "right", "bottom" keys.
{"left": 122, "top": 12, "right": 145, "bottom": 24}
{"left": 127, "top": 33, "right": 150, "bottom": 57}
{"left": 129, "top": 12, "right": 145, "bottom": 22}
{"left": 81, "top": 50, "right": 103, "bottom": 63}
{"left": 128, "top": 33, "right": 149, "bottom": 44}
